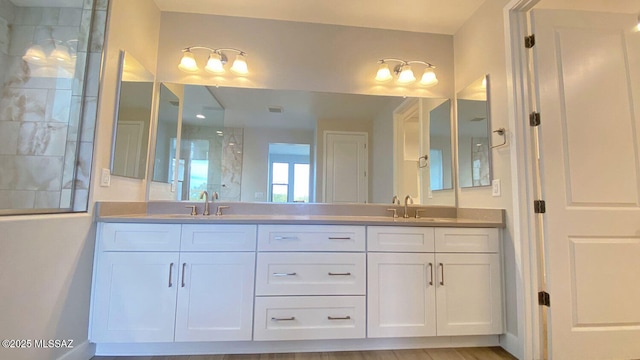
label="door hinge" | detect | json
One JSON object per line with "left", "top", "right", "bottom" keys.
{"left": 534, "top": 200, "right": 546, "bottom": 214}
{"left": 530, "top": 112, "right": 541, "bottom": 126}
{"left": 525, "top": 34, "right": 536, "bottom": 48}
{"left": 538, "top": 291, "right": 551, "bottom": 307}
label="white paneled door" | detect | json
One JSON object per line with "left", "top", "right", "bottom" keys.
{"left": 532, "top": 9, "right": 640, "bottom": 359}
{"left": 324, "top": 131, "right": 368, "bottom": 203}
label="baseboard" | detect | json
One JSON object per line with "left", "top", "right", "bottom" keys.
{"left": 57, "top": 341, "right": 96, "bottom": 360}
{"left": 95, "top": 335, "right": 500, "bottom": 356}
{"left": 500, "top": 332, "right": 522, "bottom": 359}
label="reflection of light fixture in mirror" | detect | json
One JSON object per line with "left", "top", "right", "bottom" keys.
{"left": 22, "top": 39, "right": 78, "bottom": 68}
{"left": 375, "top": 58, "right": 437, "bottom": 86}
{"left": 178, "top": 46, "right": 249, "bottom": 76}
{"left": 196, "top": 114, "right": 206, "bottom": 119}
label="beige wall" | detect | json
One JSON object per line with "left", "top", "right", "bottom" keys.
{"left": 91, "top": 0, "right": 161, "bottom": 203}
{"left": 453, "top": 0, "right": 520, "bottom": 356}
{"left": 156, "top": 13, "right": 454, "bottom": 99}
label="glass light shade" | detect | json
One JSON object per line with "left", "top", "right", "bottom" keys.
{"left": 178, "top": 51, "right": 198, "bottom": 72}
{"left": 22, "top": 45, "right": 47, "bottom": 65}
{"left": 204, "top": 53, "right": 225, "bottom": 73}
{"left": 50, "top": 45, "right": 71, "bottom": 63}
{"left": 375, "top": 63, "right": 392, "bottom": 82}
{"left": 230, "top": 54, "right": 248, "bottom": 75}
{"left": 420, "top": 69, "right": 439, "bottom": 86}
{"left": 396, "top": 65, "right": 416, "bottom": 84}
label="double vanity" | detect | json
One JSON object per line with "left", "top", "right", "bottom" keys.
{"left": 89, "top": 202, "right": 505, "bottom": 356}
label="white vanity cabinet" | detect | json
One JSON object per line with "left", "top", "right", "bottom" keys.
{"left": 90, "top": 223, "right": 256, "bottom": 343}
{"left": 367, "top": 226, "right": 503, "bottom": 338}
{"left": 253, "top": 225, "right": 367, "bottom": 341}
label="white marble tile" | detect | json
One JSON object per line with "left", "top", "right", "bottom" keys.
{"left": 3, "top": 55, "right": 74, "bottom": 90}
{"left": 0, "top": 155, "right": 63, "bottom": 190}
{"left": 8, "top": 25, "right": 35, "bottom": 57}
{"left": 0, "top": 87, "right": 48, "bottom": 122}
{"left": 46, "top": 88, "right": 72, "bottom": 122}
{"left": 66, "top": 95, "right": 82, "bottom": 141}
{"left": 89, "top": 9, "right": 105, "bottom": 52}
{"left": 34, "top": 24, "right": 79, "bottom": 44}
{"left": 42, "top": 8, "right": 61, "bottom": 26}
{"left": 220, "top": 128, "right": 243, "bottom": 201}
{"left": 61, "top": 140, "right": 77, "bottom": 189}
{"left": 72, "top": 188, "right": 88, "bottom": 211}
{"left": 84, "top": 51, "right": 101, "bottom": 97}
{"left": 18, "top": 121, "right": 68, "bottom": 156}
{"left": 71, "top": 50, "right": 86, "bottom": 95}
{"left": 0, "top": 121, "right": 19, "bottom": 154}
{"left": 16, "top": 7, "right": 62, "bottom": 26}
{"left": 80, "top": 95, "right": 96, "bottom": 142}
{"left": 75, "top": 140, "right": 92, "bottom": 189}
{"left": 59, "top": 8, "right": 82, "bottom": 26}
{"left": 35, "top": 190, "right": 61, "bottom": 208}
{"left": 0, "top": 190, "right": 35, "bottom": 209}
{"left": 0, "top": 0, "right": 16, "bottom": 23}
{"left": 0, "top": 16, "right": 9, "bottom": 55}
{"left": 59, "top": 188, "right": 72, "bottom": 208}
{"left": 84, "top": 0, "right": 108, "bottom": 10}
{"left": 0, "top": 53, "right": 8, "bottom": 86}
{"left": 76, "top": 9, "right": 91, "bottom": 52}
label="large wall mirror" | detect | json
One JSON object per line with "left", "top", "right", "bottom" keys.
{"left": 110, "top": 51, "right": 154, "bottom": 179}
{"left": 457, "top": 74, "right": 492, "bottom": 188}
{"left": 148, "top": 84, "right": 456, "bottom": 206}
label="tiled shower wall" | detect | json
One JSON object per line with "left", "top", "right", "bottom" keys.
{"left": 0, "top": 0, "right": 107, "bottom": 211}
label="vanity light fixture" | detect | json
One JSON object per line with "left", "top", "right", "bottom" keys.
{"left": 178, "top": 46, "right": 249, "bottom": 75}
{"left": 375, "top": 58, "right": 438, "bottom": 86}
{"left": 23, "top": 39, "right": 77, "bottom": 67}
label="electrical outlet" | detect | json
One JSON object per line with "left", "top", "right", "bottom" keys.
{"left": 492, "top": 179, "right": 501, "bottom": 197}
{"left": 100, "top": 168, "right": 111, "bottom": 187}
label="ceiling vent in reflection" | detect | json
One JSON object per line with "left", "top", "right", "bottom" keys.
{"left": 268, "top": 106, "right": 284, "bottom": 113}
{"left": 469, "top": 117, "right": 486, "bottom": 122}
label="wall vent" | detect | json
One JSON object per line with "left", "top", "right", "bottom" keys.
{"left": 268, "top": 106, "right": 284, "bottom": 113}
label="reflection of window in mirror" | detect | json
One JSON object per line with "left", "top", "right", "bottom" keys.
{"left": 268, "top": 143, "right": 311, "bottom": 203}
{"left": 457, "top": 75, "right": 492, "bottom": 188}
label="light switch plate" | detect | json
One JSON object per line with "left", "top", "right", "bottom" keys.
{"left": 492, "top": 179, "right": 501, "bottom": 197}
{"left": 100, "top": 168, "right": 111, "bottom": 187}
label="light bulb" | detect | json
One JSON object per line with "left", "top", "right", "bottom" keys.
{"left": 230, "top": 53, "right": 248, "bottom": 75}
{"left": 396, "top": 65, "right": 416, "bottom": 84}
{"left": 204, "top": 52, "right": 225, "bottom": 73}
{"left": 420, "top": 69, "right": 438, "bottom": 86}
{"left": 375, "top": 63, "right": 392, "bottom": 82}
{"left": 50, "top": 45, "right": 71, "bottom": 63}
{"left": 178, "top": 51, "right": 198, "bottom": 72}
{"left": 22, "top": 44, "right": 47, "bottom": 65}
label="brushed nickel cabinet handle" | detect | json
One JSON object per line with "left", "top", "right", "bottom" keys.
{"left": 273, "top": 272, "right": 297, "bottom": 277}
{"left": 328, "top": 272, "right": 352, "bottom": 276}
{"left": 439, "top": 263, "right": 445, "bottom": 286}
{"left": 428, "top": 263, "right": 433, "bottom": 286}
{"left": 271, "top": 317, "right": 295, "bottom": 321}
{"left": 168, "top": 263, "right": 174, "bottom": 288}
{"left": 181, "top": 263, "right": 186, "bottom": 287}
{"left": 328, "top": 316, "right": 351, "bottom": 320}
{"left": 273, "top": 236, "right": 299, "bottom": 240}
{"left": 328, "top": 236, "right": 352, "bottom": 240}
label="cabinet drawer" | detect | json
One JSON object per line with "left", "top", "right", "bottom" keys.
{"left": 181, "top": 224, "right": 257, "bottom": 251}
{"left": 367, "top": 226, "right": 435, "bottom": 252}
{"left": 435, "top": 228, "right": 499, "bottom": 253}
{"left": 256, "top": 253, "right": 365, "bottom": 296}
{"left": 254, "top": 296, "right": 365, "bottom": 341}
{"left": 99, "top": 223, "right": 181, "bottom": 251}
{"left": 257, "top": 225, "right": 365, "bottom": 252}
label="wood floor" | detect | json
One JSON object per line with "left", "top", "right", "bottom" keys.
{"left": 92, "top": 347, "right": 517, "bottom": 360}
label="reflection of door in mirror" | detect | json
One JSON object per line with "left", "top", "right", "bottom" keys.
{"left": 457, "top": 75, "right": 492, "bottom": 188}
{"left": 111, "top": 51, "right": 154, "bottom": 179}
{"left": 324, "top": 132, "right": 368, "bottom": 203}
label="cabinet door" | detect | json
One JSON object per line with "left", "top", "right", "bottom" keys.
{"left": 367, "top": 253, "right": 436, "bottom": 338}
{"left": 91, "top": 252, "right": 179, "bottom": 343}
{"left": 435, "top": 253, "right": 503, "bottom": 336}
{"left": 175, "top": 252, "right": 256, "bottom": 341}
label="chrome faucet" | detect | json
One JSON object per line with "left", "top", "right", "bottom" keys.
{"left": 403, "top": 195, "right": 414, "bottom": 218}
{"left": 392, "top": 195, "right": 400, "bottom": 205}
{"left": 199, "top": 190, "right": 210, "bottom": 216}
